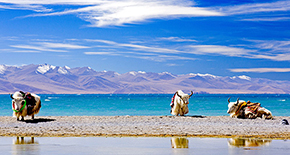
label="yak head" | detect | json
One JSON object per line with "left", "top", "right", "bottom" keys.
{"left": 11, "top": 91, "right": 26, "bottom": 112}
{"left": 227, "top": 97, "right": 245, "bottom": 114}
{"left": 176, "top": 90, "right": 193, "bottom": 105}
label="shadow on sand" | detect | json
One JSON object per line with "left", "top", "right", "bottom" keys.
{"left": 166, "top": 115, "right": 206, "bottom": 118}
{"left": 184, "top": 115, "right": 206, "bottom": 118}
{"left": 23, "top": 118, "right": 56, "bottom": 124}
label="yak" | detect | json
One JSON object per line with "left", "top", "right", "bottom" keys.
{"left": 227, "top": 97, "right": 272, "bottom": 119}
{"left": 11, "top": 91, "right": 41, "bottom": 121}
{"left": 170, "top": 90, "right": 193, "bottom": 116}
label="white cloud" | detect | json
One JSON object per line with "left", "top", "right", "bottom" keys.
{"left": 10, "top": 42, "right": 89, "bottom": 52}
{"left": 243, "top": 40, "right": 290, "bottom": 61}
{"left": 166, "top": 63, "right": 179, "bottom": 67}
{"left": 187, "top": 45, "right": 255, "bottom": 57}
{"left": 0, "top": 4, "right": 52, "bottom": 12}
{"left": 83, "top": 39, "right": 197, "bottom": 62}
{"left": 230, "top": 68, "right": 290, "bottom": 73}
{"left": 126, "top": 54, "right": 196, "bottom": 62}
{"left": 219, "top": 0, "right": 290, "bottom": 15}
{"left": 85, "top": 39, "right": 182, "bottom": 54}
{"left": 9, "top": 50, "right": 41, "bottom": 53}
{"left": 158, "top": 37, "right": 197, "bottom": 42}
{"left": 39, "top": 42, "right": 89, "bottom": 49}
{"left": 84, "top": 52, "right": 120, "bottom": 56}
{"left": 1, "top": 0, "right": 223, "bottom": 27}
{"left": 85, "top": 38, "right": 290, "bottom": 62}
{"left": 1, "top": 0, "right": 290, "bottom": 27}
{"left": 11, "top": 44, "right": 68, "bottom": 52}
{"left": 251, "top": 53, "right": 290, "bottom": 61}
{"left": 250, "top": 40, "right": 290, "bottom": 52}
{"left": 241, "top": 17, "right": 290, "bottom": 22}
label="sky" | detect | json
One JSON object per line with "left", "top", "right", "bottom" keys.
{"left": 0, "top": 0, "right": 290, "bottom": 80}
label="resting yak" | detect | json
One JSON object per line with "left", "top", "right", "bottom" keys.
{"left": 227, "top": 97, "right": 273, "bottom": 119}
{"left": 11, "top": 91, "right": 41, "bottom": 121}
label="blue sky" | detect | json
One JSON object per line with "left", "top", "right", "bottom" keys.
{"left": 0, "top": 0, "right": 290, "bottom": 80}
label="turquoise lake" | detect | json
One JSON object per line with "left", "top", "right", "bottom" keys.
{"left": 1, "top": 94, "right": 290, "bottom": 116}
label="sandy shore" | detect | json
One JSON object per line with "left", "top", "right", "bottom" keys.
{"left": 0, "top": 116, "right": 290, "bottom": 139}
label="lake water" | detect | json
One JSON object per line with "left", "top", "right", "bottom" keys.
{"left": 2, "top": 94, "right": 290, "bottom": 116}
{"left": 0, "top": 137, "right": 289, "bottom": 155}
{"left": 1, "top": 94, "right": 290, "bottom": 116}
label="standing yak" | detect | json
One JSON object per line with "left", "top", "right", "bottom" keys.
{"left": 11, "top": 91, "right": 41, "bottom": 121}
{"left": 170, "top": 90, "right": 193, "bottom": 116}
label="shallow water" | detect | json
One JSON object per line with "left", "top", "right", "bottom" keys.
{"left": 0, "top": 137, "right": 289, "bottom": 155}
{"left": 1, "top": 94, "right": 290, "bottom": 116}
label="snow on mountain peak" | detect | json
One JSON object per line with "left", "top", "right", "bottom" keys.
{"left": 0, "top": 65, "right": 6, "bottom": 74}
{"left": 36, "top": 64, "right": 56, "bottom": 74}
{"left": 114, "top": 72, "right": 121, "bottom": 76}
{"left": 158, "top": 72, "right": 173, "bottom": 76}
{"left": 64, "top": 66, "right": 71, "bottom": 70}
{"left": 58, "top": 67, "right": 69, "bottom": 74}
{"left": 129, "top": 71, "right": 146, "bottom": 76}
{"left": 129, "top": 71, "right": 137, "bottom": 76}
{"left": 189, "top": 73, "right": 218, "bottom": 78}
{"left": 231, "top": 75, "right": 251, "bottom": 81}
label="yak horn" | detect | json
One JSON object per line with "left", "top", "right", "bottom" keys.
{"left": 176, "top": 92, "right": 182, "bottom": 98}
{"left": 235, "top": 97, "right": 240, "bottom": 105}
{"left": 189, "top": 91, "right": 193, "bottom": 97}
{"left": 10, "top": 94, "right": 14, "bottom": 99}
{"left": 228, "top": 97, "right": 231, "bottom": 103}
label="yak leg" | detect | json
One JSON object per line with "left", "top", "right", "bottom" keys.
{"left": 21, "top": 116, "right": 24, "bottom": 121}
{"left": 31, "top": 114, "right": 34, "bottom": 120}
{"left": 179, "top": 107, "right": 185, "bottom": 116}
{"left": 245, "top": 110, "right": 257, "bottom": 119}
{"left": 184, "top": 105, "right": 189, "bottom": 115}
{"left": 258, "top": 108, "right": 273, "bottom": 119}
{"left": 179, "top": 106, "right": 188, "bottom": 116}
{"left": 249, "top": 113, "right": 257, "bottom": 119}
{"left": 179, "top": 110, "right": 184, "bottom": 116}
{"left": 171, "top": 104, "right": 180, "bottom": 116}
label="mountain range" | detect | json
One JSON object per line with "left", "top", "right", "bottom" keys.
{"left": 0, "top": 64, "right": 289, "bottom": 94}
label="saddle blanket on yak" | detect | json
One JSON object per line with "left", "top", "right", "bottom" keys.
{"left": 245, "top": 101, "right": 261, "bottom": 114}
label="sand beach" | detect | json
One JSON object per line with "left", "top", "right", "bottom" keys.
{"left": 0, "top": 116, "right": 289, "bottom": 139}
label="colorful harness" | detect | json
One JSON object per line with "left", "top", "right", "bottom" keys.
{"left": 235, "top": 101, "right": 247, "bottom": 115}
{"left": 170, "top": 92, "right": 177, "bottom": 108}
{"left": 235, "top": 101, "right": 261, "bottom": 115}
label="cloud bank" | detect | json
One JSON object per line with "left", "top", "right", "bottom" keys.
{"left": 230, "top": 68, "right": 290, "bottom": 73}
{"left": 1, "top": 0, "right": 290, "bottom": 27}
{"left": 1, "top": 0, "right": 224, "bottom": 27}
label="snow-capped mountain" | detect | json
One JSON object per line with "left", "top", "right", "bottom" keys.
{"left": 0, "top": 64, "right": 289, "bottom": 94}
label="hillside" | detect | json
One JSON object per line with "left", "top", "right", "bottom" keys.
{"left": 1, "top": 64, "right": 289, "bottom": 94}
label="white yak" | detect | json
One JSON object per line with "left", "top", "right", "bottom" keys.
{"left": 170, "top": 90, "right": 193, "bottom": 116}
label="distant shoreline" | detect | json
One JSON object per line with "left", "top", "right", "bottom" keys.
{"left": 0, "top": 116, "right": 289, "bottom": 139}
{"left": 1, "top": 93, "right": 289, "bottom": 94}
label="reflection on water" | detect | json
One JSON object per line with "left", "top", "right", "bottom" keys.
{"left": 12, "top": 137, "right": 39, "bottom": 155}
{"left": 13, "top": 137, "right": 38, "bottom": 145}
{"left": 0, "top": 137, "right": 287, "bottom": 155}
{"left": 228, "top": 138, "right": 272, "bottom": 148}
{"left": 171, "top": 137, "right": 189, "bottom": 148}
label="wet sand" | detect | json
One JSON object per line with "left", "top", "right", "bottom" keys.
{"left": 0, "top": 116, "right": 290, "bottom": 139}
